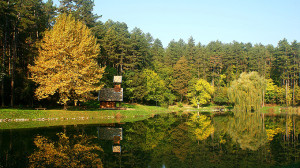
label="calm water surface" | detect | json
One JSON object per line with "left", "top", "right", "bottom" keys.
{"left": 0, "top": 112, "right": 299, "bottom": 168}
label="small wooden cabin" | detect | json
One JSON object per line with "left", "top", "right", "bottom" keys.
{"left": 98, "top": 76, "right": 123, "bottom": 109}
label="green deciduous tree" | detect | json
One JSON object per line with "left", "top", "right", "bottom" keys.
{"left": 213, "top": 86, "right": 229, "bottom": 105}
{"left": 125, "top": 69, "right": 171, "bottom": 106}
{"left": 29, "top": 14, "right": 105, "bottom": 108}
{"left": 142, "top": 69, "right": 166, "bottom": 105}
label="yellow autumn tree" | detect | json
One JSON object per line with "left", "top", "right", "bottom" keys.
{"left": 29, "top": 14, "right": 105, "bottom": 108}
{"left": 188, "top": 79, "right": 214, "bottom": 107}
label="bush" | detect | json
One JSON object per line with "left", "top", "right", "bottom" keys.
{"left": 178, "top": 102, "right": 183, "bottom": 108}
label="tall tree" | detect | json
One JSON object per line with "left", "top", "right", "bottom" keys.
{"left": 290, "top": 41, "right": 300, "bottom": 105}
{"left": 172, "top": 56, "right": 191, "bottom": 102}
{"left": 228, "top": 71, "right": 266, "bottom": 114}
{"left": 165, "top": 39, "right": 186, "bottom": 66}
{"left": 100, "top": 20, "right": 130, "bottom": 74}
{"left": 29, "top": 14, "right": 105, "bottom": 108}
{"left": 0, "top": 0, "right": 53, "bottom": 106}
{"left": 0, "top": 0, "right": 15, "bottom": 106}
{"left": 186, "top": 36, "right": 197, "bottom": 77}
{"left": 58, "top": 0, "right": 100, "bottom": 28}
{"left": 194, "top": 43, "right": 208, "bottom": 80}
{"left": 43, "top": 0, "right": 57, "bottom": 29}
{"left": 128, "top": 27, "right": 151, "bottom": 70}
{"left": 274, "top": 39, "right": 293, "bottom": 105}
{"left": 150, "top": 38, "right": 165, "bottom": 72}
{"left": 206, "top": 41, "right": 223, "bottom": 86}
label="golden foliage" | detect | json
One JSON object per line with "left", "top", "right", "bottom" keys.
{"left": 266, "top": 127, "right": 283, "bottom": 141}
{"left": 28, "top": 14, "right": 105, "bottom": 105}
{"left": 28, "top": 133, "right": 103, "bottom": 168}
{"left": 188, "top": 78, "right": 214, "bottom": 107}
{"left": 266, "top": 117, "right": 293, "bottom": 141}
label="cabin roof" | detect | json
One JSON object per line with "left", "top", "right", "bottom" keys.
{"left": 98, "top": 88, "right": 123, "bottom": 102}
{"left": 98, "top": 127, "right": 123, "bottom": 140}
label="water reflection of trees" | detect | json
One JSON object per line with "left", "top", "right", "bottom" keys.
{"left": 187, "top": 113, "right": 214, "bottom": 142}
{"left": 118, "top": 113, "right": 299, "bottom": 168}
{"left": 4, "top": 113, "right": 296, "bottom": 168}
{"left": 28, "top": 133, "right": 103, "bottom": 168}
{"left": 266, "top": 114, "right": 300, "bottom": 165}
{"left": 228, "top": 113, "right": 267, "bottom": 151}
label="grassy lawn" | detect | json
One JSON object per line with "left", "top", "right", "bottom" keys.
{"left": 0, "top": 104, "right": 171, "bottom": 129}
{"left": 1, "top": 103, "right": 298, "bottom": 130}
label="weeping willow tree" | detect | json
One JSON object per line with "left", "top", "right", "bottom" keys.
{"left": 228, "top": 71, "right": 266, "bottom": 116}
{"left": 228, "top": 72, "right": 268, "bottom": 150}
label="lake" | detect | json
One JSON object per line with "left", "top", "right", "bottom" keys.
{"left": 0, "top": 112, "right": 299, "bottom": 168}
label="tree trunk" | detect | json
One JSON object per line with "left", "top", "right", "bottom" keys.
{"left": 197, "top": 62, "right": 200, "bottom": 79}
{"left": 64, "top": 103, "right": 68, "bottom": 110}
{"left": 262, "top": 90, "right": 265, "bottom": 107}
{"left": 286, "top": 79, "right": 288, "bottom": 106}
{"left": 2, "top": 14, "right": 8, "bottom": 107}
{"left": 262, "top": 113, "right": 265, "bottom": 131}
{"left": 10, "top": 26, "right": 17, "bottom": 107}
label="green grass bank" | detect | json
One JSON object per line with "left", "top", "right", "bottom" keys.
{"left": 0, "top": 104, "right": 171, "bottom": 130}
{"left": 1, "top": 103, "right": 299, "bottom": 130}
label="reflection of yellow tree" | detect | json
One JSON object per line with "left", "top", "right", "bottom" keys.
{"left": 187, "top": 113, "right": 214, "bottom": 141}
{"left": 266, "top": 115, "right": 295, "bottom": 141}
{"left": 29, "top": 133, "right": 103, "bottom": 168}
{"left": 266, "top": 127, "right": 283, "bottom": 141}
{"left": 228, "top": 114, "right": 267, "bottom": 151}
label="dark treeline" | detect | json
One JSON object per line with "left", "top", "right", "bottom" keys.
{"left": 0, "top": 0, "right": 299, "bottom": 108}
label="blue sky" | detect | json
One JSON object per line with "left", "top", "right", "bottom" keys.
{"left": 53, "top": 0, "right": 299, "bottom": 47}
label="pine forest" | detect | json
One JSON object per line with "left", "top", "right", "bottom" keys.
{"left": 0, "top": 0, "right": 300, "bottom": 108}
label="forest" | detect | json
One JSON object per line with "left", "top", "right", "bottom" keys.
{"left": 0, "top": 0, "right": 299, "bottom": 108}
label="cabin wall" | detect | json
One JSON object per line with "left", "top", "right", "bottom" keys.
{"left": 100, "top": 101, "right": 116, "bottom": 108}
